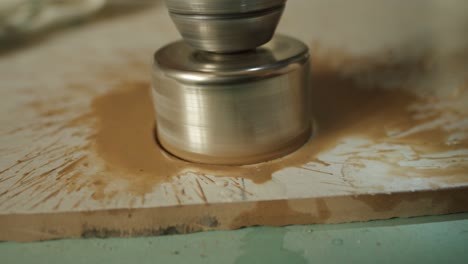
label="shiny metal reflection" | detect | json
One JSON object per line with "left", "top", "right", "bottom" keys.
{"left": 169, "top": 6, "right": 284, "bottom": 53}
{"left": 152, "top": 35, "right": 311, "bottom": 165}
{"left": 165, "top": 0, "right": 286, "bottom": 15}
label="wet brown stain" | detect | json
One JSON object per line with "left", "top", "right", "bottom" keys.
{"left": 230, "top": 199, "right": 331, "bottom": 228}
{"left": 1, "top": 46, "right": 467, "bottom": 212}
{"left": 81, "top": 49, "right": 468, "bottom": 199}
{"left": 90, "top": 82, "right": 180, "bottom": 194}
{"left": 353, "top": 186, "right": 468, "bottom": 213}
{"left": 88, "top": 77, "right": 372, "bottom": 186}
{"left": 87, "top": 80, "right": 341, "bottom": 194}
{"left": 353, "top": 194, "right": 404, "bottom": 212}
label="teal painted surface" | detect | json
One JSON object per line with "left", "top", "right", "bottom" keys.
{"left": 236, "top": 228, "right": 307, "bottom": 264}
{"left": 2, "top": 214, "right": 468, "bottom": 264}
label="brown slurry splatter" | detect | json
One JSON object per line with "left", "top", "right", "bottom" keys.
{"left": 83, "top": 49, "right": 468, "bottom": 198}
{"left": 3, "top": 47, "right": 466, "bottom": 206}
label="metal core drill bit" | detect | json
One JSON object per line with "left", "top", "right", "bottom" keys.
{"left": 151, "top": 0, "right": 312, "bottom": 165}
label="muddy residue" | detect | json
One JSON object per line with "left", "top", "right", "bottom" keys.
{"left": 90, "top": 82, "right": 181, "bottom": 194}
{"left": 89, "top": 78, "right": 403, "bottom": 191}
{"left": 85, "top": 50, "right": 468, "bottom": 198}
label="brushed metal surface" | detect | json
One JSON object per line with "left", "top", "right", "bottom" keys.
{"left": 169, "top": 6, "right": 284, "bottom": 53}
{"left": 152, "top": 35, "right": 311, "bottom": 165}
{"left": 166, "top": 0, "right": 286, "bottom": 15}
